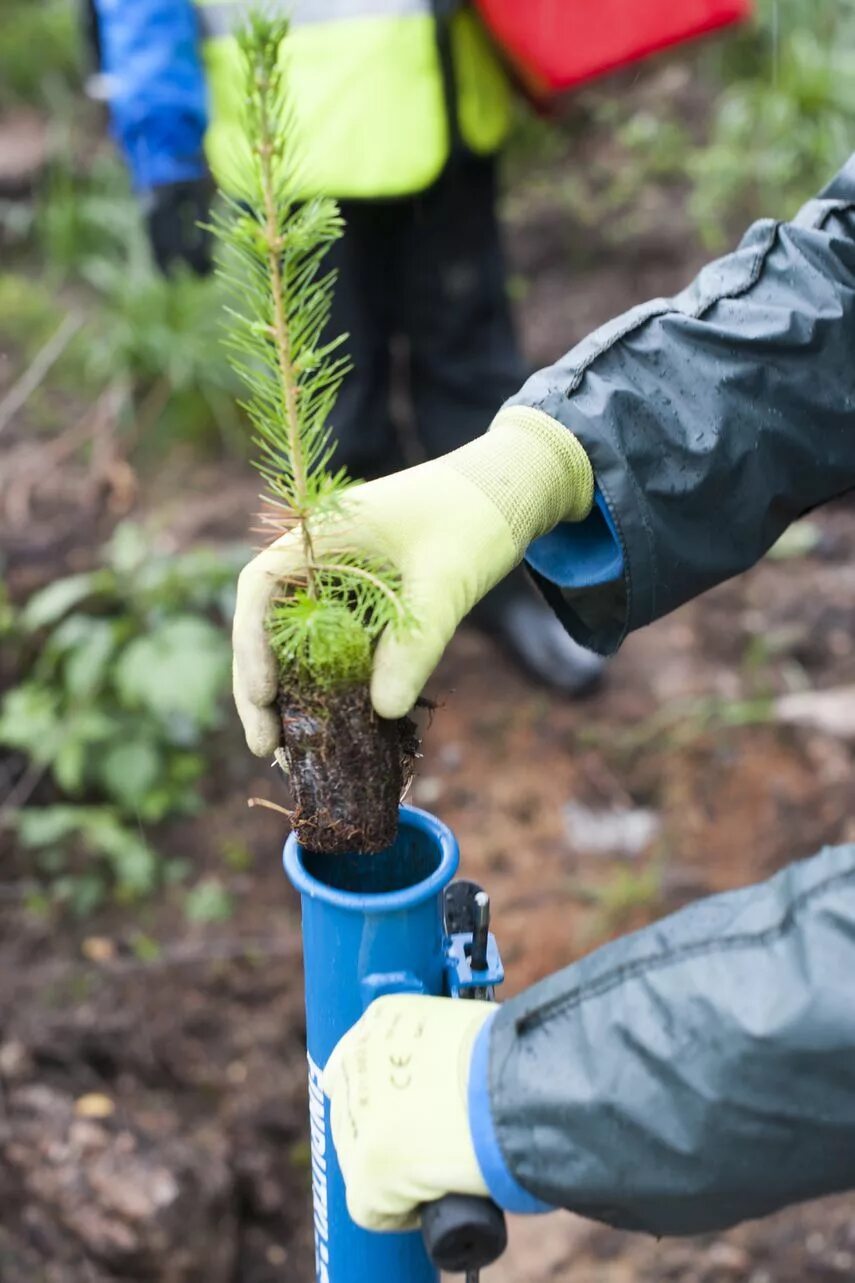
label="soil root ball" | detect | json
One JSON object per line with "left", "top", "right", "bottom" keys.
{"left": 278, "top": 683, "right": 417, "bottom": 854}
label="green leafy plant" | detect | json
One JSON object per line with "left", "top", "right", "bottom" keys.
{"left": 0, "top": 523, "right": 246, "bottom": 909}
{"left": 211, "top": 16, "right": 413, "bottom": 853}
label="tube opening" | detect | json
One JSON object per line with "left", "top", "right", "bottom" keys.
{"left": 284, "top": 805, "right": 459, "bottom": 910}
{"left": 303, "top": 823, "right": 440, "bottom": 894}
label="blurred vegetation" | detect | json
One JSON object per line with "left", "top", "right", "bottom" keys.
{"left": 506, "top": 0, "right": 855, "bottom": 247}
{"left": 0, "top": 5, "right": 246, "bottom": 918}
{"left": 0, "top": 524, "right": 246, "bottom": 913}
{"left": 29, "top": 153, "right": 240, "bottom": 452}
{"left": 574, "top": 861, "right": 665, "bottom": 941}
{"left": 0, "top": 0, "right": 80, "bottom": 108}
{"left": 689, "top": 0, "right": 855, "bottom": 243}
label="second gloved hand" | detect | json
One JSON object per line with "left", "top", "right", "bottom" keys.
{"left": 233, "top": 406, "right": 593, "bottom": 755}
{"left": 324, "top": 994, "right": 494, "bottom": 1231}
{"left": 141, "top": 177, "right": 214, "bottom": 277}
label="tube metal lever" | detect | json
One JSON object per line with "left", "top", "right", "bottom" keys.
{"left": 470, "top": 891, "right": 490, "bottom": 973}
{"left": 421, "top": 882, "right": 508, "bottom": 1276}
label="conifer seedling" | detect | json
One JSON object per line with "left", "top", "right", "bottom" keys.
{"left": 212, "top": 14, "right": 416, "bottom": 853}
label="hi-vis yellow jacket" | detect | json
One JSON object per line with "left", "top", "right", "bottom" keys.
{"left": 195, "top": 0, "right": 511, "bottom": 197}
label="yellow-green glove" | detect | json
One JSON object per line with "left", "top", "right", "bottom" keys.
{"left": 233, "top": 406, "right": 593, "bottom": 754}
{"left": 324, "top": 994, "right": 493, "bottom": 1232}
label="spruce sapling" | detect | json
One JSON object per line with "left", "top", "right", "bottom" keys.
{"left": 212, "top": 14, "right": 416, "bottom": 853}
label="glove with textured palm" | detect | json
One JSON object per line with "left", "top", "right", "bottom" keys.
{"left": 324, "top": 994, "right": 494, "bottom": 1232}
{"left": 233, "top": 406, "right": 593, "bottom": 755}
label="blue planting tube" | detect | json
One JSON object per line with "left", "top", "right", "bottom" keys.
{"left": 284, "top": 804, "right": 460, "bottom": 1283}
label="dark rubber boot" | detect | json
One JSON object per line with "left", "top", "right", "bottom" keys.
{"left": 470, "top": 568, "right": 606, "bottom": 696}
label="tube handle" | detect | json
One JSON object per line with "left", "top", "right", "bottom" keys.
{"left": 421, "top": 1193, "right": 507, "bottom": 1273}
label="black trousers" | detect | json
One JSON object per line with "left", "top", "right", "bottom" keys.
{"left": 325, "top": 155, "right": 526, "bottom": 479}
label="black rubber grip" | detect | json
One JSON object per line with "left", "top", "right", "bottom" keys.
{"left": 421, "top": 1194, "right": 507, "bottom": 1273}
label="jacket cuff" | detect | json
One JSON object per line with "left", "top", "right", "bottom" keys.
{"left": 468, "top": 1011, "right": 553, "bottom": 1215}
{"left": 526, "top": 488, "right": 624, "bottom": 591}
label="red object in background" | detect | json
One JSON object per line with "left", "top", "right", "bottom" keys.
{"left": 474, "top": 0, "right": 753, "bottom": 100}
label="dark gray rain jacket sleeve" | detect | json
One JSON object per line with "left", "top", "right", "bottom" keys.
{"left": 489, "top": 843, "right": 855, "bottom": 1235}
{"left": 509, "top": 155, "right": 855, "bottom": 653}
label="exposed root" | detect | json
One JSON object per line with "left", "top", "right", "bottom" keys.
{"left": 247, "top": 797, "right": 295, "bottom": 819}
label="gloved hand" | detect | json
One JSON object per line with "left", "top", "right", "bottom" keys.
{"left": 140, "top": 177, "right": 214, "bottom": 277}
{"left": 324, "top": 994, "right": 494, "bottom": 1231}
{"left": 233, "top": 406, "right": 593, "bottom": 754}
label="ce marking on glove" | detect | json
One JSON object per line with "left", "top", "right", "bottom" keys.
{"left": 388, "top": 1050, "right": 412, "bottom": 1090}
{"left": 384, "top": 1012, "right": 426, "bottom": 1090}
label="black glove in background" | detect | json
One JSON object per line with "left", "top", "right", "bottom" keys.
{"left": 141, "top": 178, "right": 214, "bottom": 277}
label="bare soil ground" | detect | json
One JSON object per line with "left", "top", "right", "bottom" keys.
{"left": 2, "top": 109, "right": 855, "bottom": 1283}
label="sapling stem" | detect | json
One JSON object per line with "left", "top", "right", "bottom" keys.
{"left": 252, "top": 61, "right": 316, "bottom": 595}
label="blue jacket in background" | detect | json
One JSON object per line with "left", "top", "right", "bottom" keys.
{"left": 92, "top": 0, "right": 208, "bottom": 190}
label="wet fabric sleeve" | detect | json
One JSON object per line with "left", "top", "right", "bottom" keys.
{"left": 92, "top": 0, "right": 209, "bottom": 190}
{"left": 512, "top": 154, "right": 855, "bottom": 654}
{"left": 474, "top": 843, "right": 855, "bottom": 1235}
